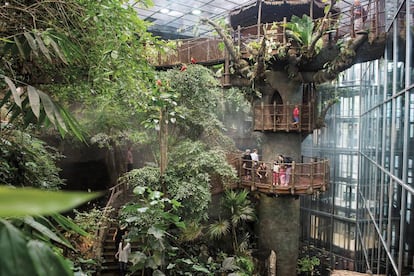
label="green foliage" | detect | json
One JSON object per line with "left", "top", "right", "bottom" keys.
{"left": 122, "top": 139, "right": 237, "bottom": 221}
{"left": 0, "top": 193, "right": 100, "bottom": 276}
{"left": 1, "top": 0, "right": 162, "bottom": 144}
{"left": 208, "top": 190, "right": 256, "bottom": 254}
{"left": 166, "top": 140, "right": 237, "bottom": 220}
{"left": 64, "top": 207, "right": 114, "bottom": 274}
{"left": 120, "top": 186, "right": 184, "bottom": 274}
{"left": 235, "top": 255, "right": 255, "bottom": 275}
{"left": 160, "top": 65, "right": 223, "bottom": 138}
{"left": 285, "top": 15, "right": 315, "bottom": 47}
{"left": 0, "top": 129, "right": 64, "bottom": 189}
{"left": 284, "top": 15, "right": 323, "bottom": 56}
{"left": 0, "top": 186, "right": 100, "bottom": 217}
{"left": 297, "top": 255, "right": 320, "bottom": 275}
{"left": 0, "top": 219, "right": 73, "bottom": 276}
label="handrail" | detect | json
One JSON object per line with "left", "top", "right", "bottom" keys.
{"left": 152, "top": 0, "right": 385, "bottom": 67}
{"left": 93, "top": 180, "right": 128, "bottom": 264}
{"left": 253, "top": 103, "right": 313, "bottom": 132}
{"left": 213, "top": 155, "right": 329, "bottom": 196}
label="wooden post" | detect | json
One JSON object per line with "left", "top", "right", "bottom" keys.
{"left": 207, "top": 39, "right": 210, "bottom": 61}
{"left": 187, "top": 41, "right": 190, "bottom": 63}
{"left": 310, "top": 162, "right": 314, "bottom": 187}
{"left": 257, "top": 0, "right": 262, "bottom": 40}
{"left": 273, "top": 101, "right": 277, "bottom": 131}
{"left": 160, "top": 107, "right": 168, "bottom": 196}
{"left": 269, "top": 250, "right": 277, "bottom": 276}
{"left": 286, "top": 102, "right": 290, "bottom": 132}
{"left": 261, "top": 101, "right": 265, "bottom": 131}
{"left": 283, "top": 17, "right": 287, "bottom": 44}
{"left": 224, "top": 48, "right": 230, "bottom": 85}
{"left": 310, "top": 0, "right": 314, "bottom": 19}
{"left": 237, "top": 25, "right": 241, "bottom": 51}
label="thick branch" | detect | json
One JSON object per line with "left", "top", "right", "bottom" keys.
{"left": 200, "top": 18, "right": 239, "bottom": 63}
{"left": 308, "top": 0, "right": 336, "bottom": 55}
{"left": 201, "top": 17, "right": 252, "bottom": 79}
{"left": 298, "top": 32, "right": 385, "bottom": 83}
{"left": 315, "top": 97, "right": 338, "bottom": 128}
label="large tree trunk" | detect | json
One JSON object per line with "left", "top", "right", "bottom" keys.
{"left": 258, "top": 195, "right": 301, "bottom": 276}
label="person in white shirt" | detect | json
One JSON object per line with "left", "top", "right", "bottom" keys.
{"left": 250, "top": 149, "right": 259, "bottom": 166}
{"left": 115, "top": 237, "right": 131, "bottom": 276}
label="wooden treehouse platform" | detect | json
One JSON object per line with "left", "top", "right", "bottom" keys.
{"left": 253, "top": 103, "right": 314, "bottom": 133}
{"left": 212, "top": 156, "right": 329, "bottom": 196}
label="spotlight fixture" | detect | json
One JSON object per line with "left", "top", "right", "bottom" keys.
{"left": 192, "top": 9, "right": 201, "bottom": 15}
{"left": 160, "top": 8, "right": 169, "bottom": 14}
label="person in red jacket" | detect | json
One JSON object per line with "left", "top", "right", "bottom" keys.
{"left": 292, "top": 105, "right": 300, "bottom": 128}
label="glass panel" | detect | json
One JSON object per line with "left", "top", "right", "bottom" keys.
{"left": 396, "top": 2, "right": 406, "bottom": 91}
{"left": 385, "top": 1, "right": 399, "bottom": 30}
{"left": 394, "top": 95, "right": 404, "bottom": 179}
{"left": 386, "top": 21, "right": 394, "bottom": 99}
{"left": 384, "top": 101, "right": 392, "bottom": 171}
{"left": 409, "top": 89, "right": 414, "bottom": 188}
{"left": 410, "top": 0, "right": 414, "bottom": 85}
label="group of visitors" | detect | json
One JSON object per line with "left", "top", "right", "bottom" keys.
{"left": 241, "top": 150, "right": 294, "bottom": 186}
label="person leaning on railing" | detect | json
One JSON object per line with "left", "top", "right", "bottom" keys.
{"left": 353, "top": 0, "right": 367, "bottom": 32}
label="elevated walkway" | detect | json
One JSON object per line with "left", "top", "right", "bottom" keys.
{"left": 253, "top": 103, "right": 314, "bottom": 133}
{"left": 212, "top": 155, "right": 329, "bottom": 196}
{"left": 150, "top": 0, "right": 385, "bottom": 71}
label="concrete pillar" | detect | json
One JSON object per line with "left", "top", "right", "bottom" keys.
{"left": 258, "top": 195, "right": 300, "bottom": 276}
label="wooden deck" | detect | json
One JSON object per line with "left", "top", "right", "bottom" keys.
{"left": 212, "top": 157, "right": 329, "bottom": 196}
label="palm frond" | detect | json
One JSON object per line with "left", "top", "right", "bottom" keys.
{"left": 179, "top": 220, "right": 204, "bottom": 242}
{"left": 207, "top": 220, "right": 230, "bottom": 240}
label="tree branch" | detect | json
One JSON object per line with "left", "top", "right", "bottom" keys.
{"left": 201, "top": 17, "right": 251, "bottom": 79}
{"left": 308, "top": 0, "right": 336, "bottom": 56}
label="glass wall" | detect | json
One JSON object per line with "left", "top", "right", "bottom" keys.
{"left": 301, "top": 1, "right": 414, "bottom": 275}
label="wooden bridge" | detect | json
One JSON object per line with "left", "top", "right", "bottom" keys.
{"left": 212, "top": 156, "right": 330, "bottom": 196}
{"left": 150, "top": 0, "right": 385, "bottom": 71}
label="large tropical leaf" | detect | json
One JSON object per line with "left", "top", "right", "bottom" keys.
{"left": 1, "top": 77, "right": 86, "bottom": 142}
{"left": 3, "top": 76, "right": 22, "bottom": 108}
{"left": 23, "top": 217, "right": 74, "bottom": 249}
{"left": 0, "top": 187, "right": 101, "bottom": 217}
{"left": 27, "top": 240, "right": 73, "bottom": 276}
{"left": 51, "top": 213, "right": 89, "bottom": 237}
{"left": 0, "top": 219, "right": 37, "bottom": 276}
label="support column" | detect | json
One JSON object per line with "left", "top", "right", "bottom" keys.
{"left": 258, "top": 195, "right": 300, "bottom": 276}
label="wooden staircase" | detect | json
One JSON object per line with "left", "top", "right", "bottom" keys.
{"left": 95, "top": 182, "right": 137, "bottom": 276}
{"left": 99, "top": 223, "right": 120, "bottom": 276}
{"left": 99, "top": 222, "right": 140, "bottom": 276}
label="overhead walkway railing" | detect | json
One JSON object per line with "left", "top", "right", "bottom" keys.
{"left": 253, "top": 103, "right": 314, "bottom": 133}
{"left": 151, "top": 0, "right": 385, "bottom": 68}
{"left": 212, "top": 155, "right": 330, "bottom": 196}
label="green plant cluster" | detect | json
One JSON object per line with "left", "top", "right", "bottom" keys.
{"left": 0, "top": 128, "right": 64, "bottom": 189}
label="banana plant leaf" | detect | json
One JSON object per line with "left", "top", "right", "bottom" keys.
{"left": 0, "top": 187, "right": 101, "bottom": 217}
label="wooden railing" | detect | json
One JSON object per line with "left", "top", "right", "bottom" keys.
{"left": 151, "top": 0, "right": 385, "bottom": 68}
{"left": 253, "top": 103, "right": 314, "bottom": 133}
{"left": 213, "top": 155, "right": 329, "bottom": 196}
{"left": 92, "top": 181, "right": 128, "bottom": 263}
